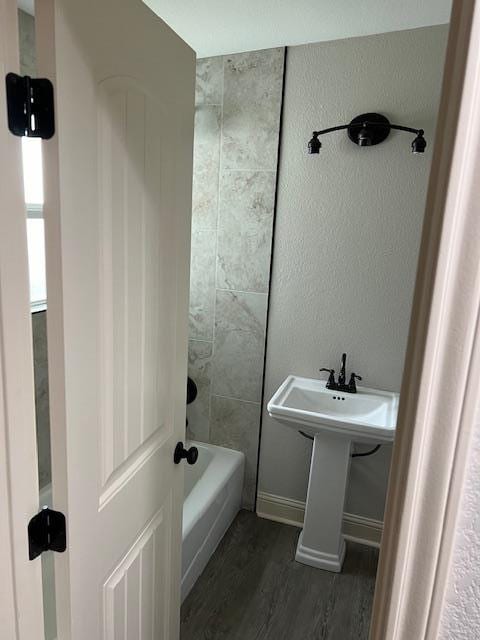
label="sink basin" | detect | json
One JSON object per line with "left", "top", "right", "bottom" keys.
{"left": 268, "top": 375, "right": 399, "bottom": 443}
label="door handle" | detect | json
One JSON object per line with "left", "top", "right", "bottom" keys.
{"left": 174, "top": 442, "right": 198, "bottom": 465}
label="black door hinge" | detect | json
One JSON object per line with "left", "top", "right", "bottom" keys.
{"left": 28, "top": 507, "right": 66, "bottom": 561}
{"left": 5, "top": 72, "right": 55, "bottom": 139}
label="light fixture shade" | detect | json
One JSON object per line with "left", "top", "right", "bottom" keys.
{"left": 308, "top": 133, "right": 321, "bottom": 154}
{"left": 412, "top": 134, "right": 427, "bottom": 154}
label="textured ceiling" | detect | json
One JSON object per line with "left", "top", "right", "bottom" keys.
{"left": 144, "top": 0, "right": 452, "bottom": 58}
{"left": 18, "top": 1, "right": 452, "bottom": 58}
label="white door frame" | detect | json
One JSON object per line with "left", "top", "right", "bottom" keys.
{"left": 0, "top": 0, "right": 45, "bottom": 636}
{"left": 370, "top": 0, "right": 480, "bottom": 637}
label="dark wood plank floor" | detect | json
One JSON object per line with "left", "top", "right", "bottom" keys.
{"left": 181, "top": 510, "right": 379, "bottom": 640}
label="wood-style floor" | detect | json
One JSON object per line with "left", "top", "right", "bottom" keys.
{"left": 181, "top": 510, "right": 379, "bottom": 640}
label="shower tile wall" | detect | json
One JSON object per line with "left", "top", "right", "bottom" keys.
{"left": 19, "top": 9, "right": 35, "bottom": 76}
{"left": 33, "top": 312, "right": 51, "bottom": 489}
{"left": 187, "top": 49, "right": 285, "bottom": 509}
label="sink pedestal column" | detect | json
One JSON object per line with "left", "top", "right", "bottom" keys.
{"left": 296, "top": 431, "right": 352, "bottom": 572}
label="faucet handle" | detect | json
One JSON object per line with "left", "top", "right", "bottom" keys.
{"left": 348, "top": 372, "right": 362, "bottom": 393}
{"left": 319, "top": 368, "right": 336, "bottom": 388}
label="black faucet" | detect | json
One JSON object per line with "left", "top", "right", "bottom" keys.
{"left": 338, "top": 353, "right": 347, "bottom": 387}
{"left": 319, "top": 352, "right": 362, "bottom": 394}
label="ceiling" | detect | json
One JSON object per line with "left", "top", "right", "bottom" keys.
{"left": 144, "top": 0, "right": 452, "bottom": 58}
{"left": 18, "top": 0, "right": 452, "bottom": 59}
{"left": 18, "top": 0, "right": 34, "bottom": 13}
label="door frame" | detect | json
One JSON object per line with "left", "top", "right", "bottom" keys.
{"left": 0, "top": 0, "right": 45, "bottom": 637}
{"left": 370, "top": 0, "right": 480, "bottom": 637}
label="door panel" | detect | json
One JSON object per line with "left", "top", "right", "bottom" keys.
{"left": 35, "top": 0, "right": 195, "bottom": 637}
{"left": 0, "top": 0, "right": 44, "bottom": 637}
{"left": 98, "top": 76, "right": 175, "bottom": 504}
{"left": 104, "top": 502, "right": 170, "bottom": 640}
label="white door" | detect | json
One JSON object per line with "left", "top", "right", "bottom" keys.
{"left": 35, "top": 0, "right": 195, "bottom": 637}
{"left": 0, "top": 0, "right": 45, "bottom": 637}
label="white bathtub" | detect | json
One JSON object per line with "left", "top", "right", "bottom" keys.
{"left": 182, "top": 441, "right": 245, "bottom": 602}
{"left": 40, "top": 440, "right": 244, "bottom": 636}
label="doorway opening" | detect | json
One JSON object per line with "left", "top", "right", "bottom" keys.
{"left": 177, "top": 3, "right": 453, "bottom": 638}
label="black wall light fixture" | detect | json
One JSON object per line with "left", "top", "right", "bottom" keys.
{"left": 308, "top": 112, "right": 427, "bottom": 155}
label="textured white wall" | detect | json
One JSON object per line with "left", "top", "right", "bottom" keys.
{"left": 439, "top": 406, "right": 480, "bottom": 639}
{"left": 258, "top": 25, "right": 449, "bottom": 520}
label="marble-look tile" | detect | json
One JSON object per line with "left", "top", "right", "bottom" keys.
{"left": 189, "top": 228, "right": 216, "bottom": 341}
{"left": 222, "top": 48, "right": 284, "bottom": 171}
{"left": 212, "top": 290, "right": 268, "bottom": 403}
{"left": 18, "top": 10, "right": 36, "bottom": 77}
{"left": 186, "top": 340, "right": 213, "bottom": 443}
{"left": 189, "top": 49, "right": 284, "bottom": 509}
{"left": 210, "top": 395, "right": 261, "bottom": 510}
{"left": 216, "top": 171, "right": 276, "bottom": 293}
{"left": 195, "top": 56, "right": 223, "bottom": 106}
{"left": 32, "top": 311, "right": 51, "bottom": 489}
{"left": 192, "top": 105, "right": 221, "bottom": 230}
{"left": 215, "top": 288, "right": 268, "bottom": 334}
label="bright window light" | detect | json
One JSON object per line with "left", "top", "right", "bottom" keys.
{"left": 22, "top": 137, "right": 47, "bottom": 310}
{"left": 22, "top": 137, "right": 44, "bottom": 206}
{"left": 26, "top": 218, "right": 47, "bottom": 310}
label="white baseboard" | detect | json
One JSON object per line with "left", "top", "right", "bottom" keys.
{"left": 256, "top": 492, "right": 306, "bottom": 528}
{"left": 256, "top": 491, "right": 383, "bottom": 548}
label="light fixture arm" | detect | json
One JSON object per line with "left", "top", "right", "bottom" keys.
{"left": 312, "top": 123, "right": 350, "bottom": 137}
{"left": 313, "top": 122, "right": 423, "bottom": 138}
{"left": 389, "top": 124, "right": 424, "bottom": 135}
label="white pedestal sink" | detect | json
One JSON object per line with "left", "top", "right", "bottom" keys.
{"left": 268, "top": 375, "right": 399, "bottom": 572}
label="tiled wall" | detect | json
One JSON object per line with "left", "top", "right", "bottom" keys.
{"left": 187, "top": 49, "right": 285, "bottom": 509}
{"left": 18, "top": 9, "right": 35, "bottom": 76}
{"left": 33, "top": 312, "right": 52, "bottom": 489}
